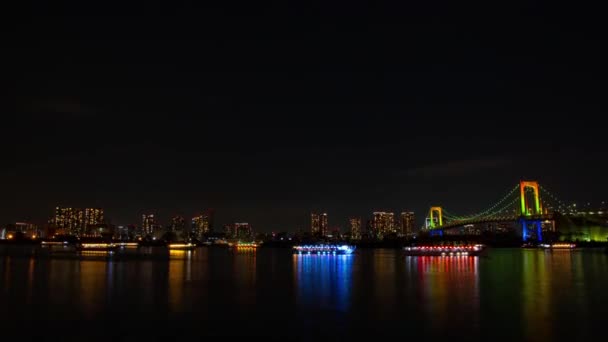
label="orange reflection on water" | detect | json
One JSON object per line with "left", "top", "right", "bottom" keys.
{"left": 521, "top": 250, "right": 552, "bottom": 341}
{"left": 168, "top": 249, "right": 192, "bottom": 312}
{"left": 26, "top": 258, "right": 35, "bottom": 305}
{"left": 372, "top": 250, "right": 398, "bottom": 305}
{"left": 79, "top": 261, "right": 108, "bottom": 318}
{"left": 413, "top": 256, "right": 479, "bottom": 331}
{"left": 232, "top": 250, "right": 257, "bottom": 307}
{"left": 521, "top": 249, "right": 579, "bottom": 342}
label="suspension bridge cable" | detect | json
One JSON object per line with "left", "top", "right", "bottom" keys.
{"left": 539, "top": 184, "right": 569, "bottom": 210}
{"left": 442, "top": 184, "right": 520, "bottom": 220}
{"left": 444, "top": 197, "right": 519, "bottom": 223}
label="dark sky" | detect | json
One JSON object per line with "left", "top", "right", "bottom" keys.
{"left": 2, "top": 1, "right": 607, "bottom": 231}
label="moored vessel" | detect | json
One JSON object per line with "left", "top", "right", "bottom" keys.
{"left": 231, "top": 242, "right": 260, "bottom": 250}
{"left": 167, "top": 242, "right": 196, "bottom": 250}
{"left": 75, "top": 242, "right": 119, "bottom": 251}
{"left": 403, "top": 244, "right": 485, "bottom": 256}
{"left": 539, "top": 243, "right": 576, "bottom": 250}
{"left": 293, "top": 244, "right": 355, "bottom": 255}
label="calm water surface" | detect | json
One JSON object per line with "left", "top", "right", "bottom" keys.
{"left": 0, "top": 246, "right": 606, "bottom": 340}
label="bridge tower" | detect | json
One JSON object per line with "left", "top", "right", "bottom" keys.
{"left": 520, "top": 181, "right": 542, "bottom": 216}
{"left": 429, "top": 207, "right": 443, "bottom": 228}
{"left": 519, "top": 180, "right": 543, "bottom": 242}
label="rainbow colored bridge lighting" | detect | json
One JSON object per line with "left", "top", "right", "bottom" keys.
{"left": 293, "top": 244, "right": 356, "bottom": 255}
{"left": 429, "top": 206, "right": 443, "bottom": 228}
{"left": 520, "top": 181, "right": 541, "bottom": 216}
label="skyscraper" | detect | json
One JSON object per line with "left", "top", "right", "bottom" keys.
{"left": 191, "top": 211, "right": 214, "bottom": 238}
{"left": 191, "top": 216, "right": 204, "bottom": 238}
{"left": 84, "top": 208, "right": 104, "bottom": 227}
{"left": 400, "top": 212, "right": 415, "bottom": 236}
{"left": 235, "top": 222, "right": 252, "bottom": 239}
{"left": 52, "top": 207, "right": 105, "bottom": 236}
{"left": 223, "top": 224, "right": 234, "bottom": 238}
{"left": 311, "top": 213, "right": 320, "bottom": 235}
{"left": 349, "top": 217, "right": 361, "bottom": 239}
{"left": 51, "top": 207, "right": 75, "bottom": 235}
{"left": 372, "top": 211, "right": 394, "bottom": 237}
{"left": 320, "top": 213, "right": 328, "bottom": 236}
{"left": 142, "top": 214, "right": 156, "bottom": 236}
{"left": 170, "top": 216, "right": 185, "bottom": 232}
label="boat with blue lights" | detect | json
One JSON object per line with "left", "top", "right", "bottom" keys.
{"left": 403, "top": 244, "right": 486, "bottom": 256}
{"left": 293, "top": 244, "right": 356, "bottom": 255}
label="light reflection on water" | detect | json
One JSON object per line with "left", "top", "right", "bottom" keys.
{"left": 0, "top": 247, "right": 607, "bottom": 339}
{"left": 293, "top": 254, "right": 353, "bottom": 313}
{"left": 405, "top": 255, "right": 480, "bottom": 336}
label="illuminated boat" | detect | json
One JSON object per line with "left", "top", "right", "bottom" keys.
{"left": 117, "top": 242, "right": 140, "bottom": 248}
{"left": 293, "top": 244, "right": 356, "bottom": 255}
{"left": 403, "top": 244, "right": 485, "bottom": 256}
{"left": 167, "top": 242, "right": 196, "bottom": 250}
{"left": 539, "top": 243, "right": 576, "bottom": 250}
{"left": 233, "top": 242, "right": 259, "bottom": 249}
{"left": 41, "top": 241, "right": 70, "bottom": 247}
{"left": 75, "top": 242, "right": 119, "bottom": 251}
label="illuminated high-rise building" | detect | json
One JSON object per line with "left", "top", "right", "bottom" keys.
{"left": 191, "top": 211, "right": 214, "bottom": 238}
{"left": 142, "top": 214, "right": 156, "bottom": 236}
{"left": 235, "top": 222, "right": 252, "bottom": 239}
{"left": 52, "top": 206, "right": 105, "bottom": 236}
{"left": 400, "top": 212, "right": 415, "bottom": 236}
{"left": 170, "top": 216, "right": 186, "bottom": 232}
{"left": 191, "top": 216, "right": 204, "bottom": 237}
{"left": 349, "top": 217, "right": 361, "bottom": 239}
{"left": 372, "top": 211, "right": 394, "bottom": 237}
{"left": 224, "top": 223, "right": 234, "bottom": 238}
{"left": 311, "top": 213, "right": 320, "bottom": 235}
{"left": 85, "top": 208, "right": 104, "bottom": 226}
{"left": 51, "top": 207, "right": 76, "bottom": 234}
{"left": 320, "top": 213, "right": 328, "bottom": 236}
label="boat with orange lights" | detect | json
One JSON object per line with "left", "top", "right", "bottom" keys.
{"left": 539, "top": 243, "right": 576, "bottom": 250}
{"left": 403, "top": 244, "right": 486, "bottom": 256}
{"left": 231, "top": 242, "right": 259, "bottom": 249}
{"left": 167, "top": 242, "right": 196, "bottom": 250}
{"left": 75, "top": 242, "right": 119, "bottom": 251}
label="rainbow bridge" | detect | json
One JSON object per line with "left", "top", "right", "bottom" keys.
{"left": 426, "top": 181, "right": 560, "bottom": 241}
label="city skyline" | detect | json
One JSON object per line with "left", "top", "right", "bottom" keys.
{"left": 3, "top": 2, "right": 608, "bottom": 232}
{"left": 2, "top": 2, "right": 608, "bottom": 340}
{"left": 2, "top": 193, "right": 607, "bottom": 233}
{"left": 4, "top": 195, "right": 606, "bottom": 237}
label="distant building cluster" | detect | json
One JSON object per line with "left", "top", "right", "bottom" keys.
{"left": 0, "top": 206, "right": 259, "bottom": 242}
{"left": 310, "top": 213, "right": 328, "bottom": 236}
{"left": 310, "top": 210, "right": 416, "bottom": 240}
{"left": 49, "top": 207, "right": 105, "bottom": 236}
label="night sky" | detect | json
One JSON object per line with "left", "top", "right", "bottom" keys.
{"left": 3, "top": 1, "right": 607, "bottom": 231}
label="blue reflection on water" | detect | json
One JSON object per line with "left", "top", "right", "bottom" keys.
{"left": 293, "top": 254, "right": 353, "bottom": 313}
